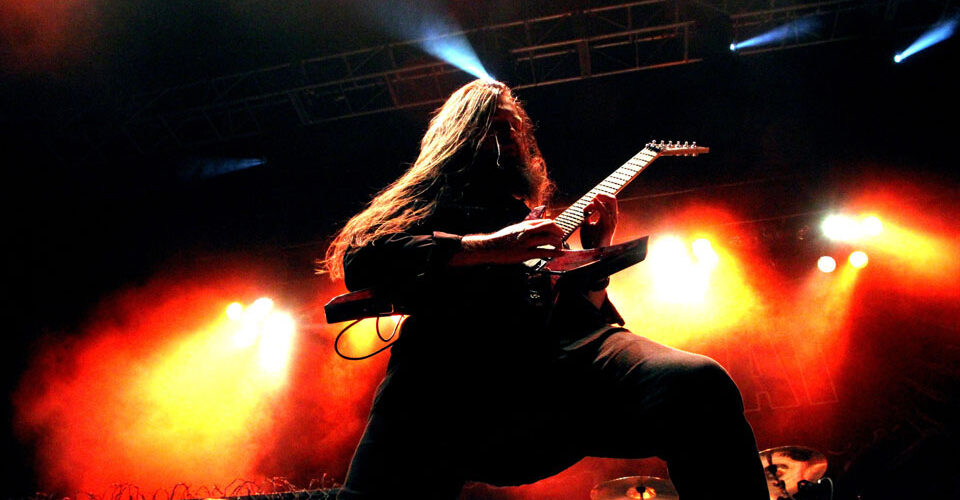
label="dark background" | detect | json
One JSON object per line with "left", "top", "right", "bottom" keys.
{"left": 2, "top": 0, "right": 958, "bottom": 497}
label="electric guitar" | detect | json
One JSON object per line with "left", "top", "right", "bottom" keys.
{"left": 324, "top": 141, "right": 709, "bottom": 323}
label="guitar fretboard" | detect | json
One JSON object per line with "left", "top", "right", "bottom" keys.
{"left": 553, "top": 147, "right": 659, "bottom": 241}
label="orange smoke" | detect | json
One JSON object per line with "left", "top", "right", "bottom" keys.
{"left": 250, "top": 282, "right": 388, "bottom": 487}
{"left": 607, "top": 204, "right": 770, "bottom": 347}
{"left": 13, "top": 269, "right": 282, "bottom": 494}
{"left": 14, "top": 174, "right": 959, "bottom": 499}
{"left": 13, "top": 261, "right": 386, "bottom": 496}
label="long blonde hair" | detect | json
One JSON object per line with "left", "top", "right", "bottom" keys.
{"left": 322, "top": 79, "right": 552, "bottom": 279}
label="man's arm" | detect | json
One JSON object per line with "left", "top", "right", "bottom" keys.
{"left": 343, "top": 219, "right": 565, "bottom": 291}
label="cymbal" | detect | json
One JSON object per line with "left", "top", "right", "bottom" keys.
{"left": 590, "top": 476, "right": 678, "bottom": 500}
{"left": 759, "top": 446, "right": 828, "bottom": 500}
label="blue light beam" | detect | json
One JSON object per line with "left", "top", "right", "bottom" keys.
{"left": 420, "top": 30, "right": 494, "bottom": 81}
{"left": 731, "top": 17, "right": 820, "bottom": 52}
{"left": 178, "top": 157, "right": 265, "bottom": 182}
{"left": 358, "top": 0, "right": 494, "bottom": 81}
{"left": 894, "top": 16, "right": 959, "bottom": 63}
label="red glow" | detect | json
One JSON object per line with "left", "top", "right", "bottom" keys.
{"left": 14, "top": 274, "right": 278, "bottom": 493}
{"left": 13, "top": 265, "right": 385, "bottom": 496}
{"left": 841, "top": 180, "right": 960, "bottom": 299}
{"left": 0, "top": 0, "right": 94, "bottom": 72}
{"left": 13, "top": 175, "right": 960, "bottom": 499}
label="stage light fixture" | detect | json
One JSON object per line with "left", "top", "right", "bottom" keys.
{"left": 894, "top": 16, "right": 958, "bottom": 63}
{"left": 817, "top": 256, "right": 837, "bottom": 273}
{"left": 822, "top": 214, "right": 884, "bottom": 241}
{"left": 821, "top": 214, "right": 858, "bottom": 241}
{"left": 849, "top": 251, "right": 869, "bottom": 269}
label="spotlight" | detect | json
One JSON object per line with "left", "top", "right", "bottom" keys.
{"left": 849, "top": 251, "right": 869, "bottom": 269}
{"left": 817, "top": 256, "right": 837, "bottom": 273}
{"left": 894, "top": 16, "right": 959, "bottom": 63}
{"left": 423, "top": 35, "right": 494, "bottom": 81}
{"left": 821, "top": 214, "right": 858, "bottom": 241}
{"left": 248, "top": 297, "right": 274, "bottom": 320}
{"left": 179, "top": 157, "right": 266, "bottom": 181}
{"left": 731, "top": 17, "right": 820, "bottom": 52}
{"left": 228, "top": 297, "right": 298, "bottom": 373}
{"left": 648, "top": 236, "right": 715, "bottom": 304}
{"left": 364, "top": 3, "right": 494, "bottom": 81}
{"left": 729, "top": 42, "right": 737, "bottom": 52}
{"left": 822, "top": 214, "right": 883, "bottom": 241}
{"left": 226, "top": 302, "right": 244, "bottom": 321}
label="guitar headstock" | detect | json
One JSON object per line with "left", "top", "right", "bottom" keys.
{"left": 646, "top": 140, "right": 710, "bottom": 156}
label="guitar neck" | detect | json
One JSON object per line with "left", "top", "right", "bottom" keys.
{"left": 553, "top": 147, "right": 660, "bottom": 241}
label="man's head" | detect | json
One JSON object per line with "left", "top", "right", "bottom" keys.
{"left": 418, "top": 79, "right": 552, "bottom": 206}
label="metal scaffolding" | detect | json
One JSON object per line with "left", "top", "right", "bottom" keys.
{"left": 52, "top": 0, "right": 953, "bottom": 158}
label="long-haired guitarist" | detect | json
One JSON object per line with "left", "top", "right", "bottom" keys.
{"left": 324, "top": 79, "right": 768, "bottom": 499}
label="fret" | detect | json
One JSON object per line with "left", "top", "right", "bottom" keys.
{"left": 549, "top": 142, "right": 707, "bottom": 242}
{"left": 556, "top": 213, "right": 579, "bottom": 223}
{"left": 609, "top": 169, "right": 632, "bottom": 179}
{"left": 559, "top": 219, "right": 582, "bottom": 229}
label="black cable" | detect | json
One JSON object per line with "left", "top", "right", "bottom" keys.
{"left": 375, "top": 314, "right": 405, "bottom": 342}
{"left": 334, "top": 315, "right": 404, "bottom": 361}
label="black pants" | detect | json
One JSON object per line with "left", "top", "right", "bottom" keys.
{"left": 337, "top": 328, "right": 769, "bottom": 499}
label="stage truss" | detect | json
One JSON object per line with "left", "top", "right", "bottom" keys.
{"left": 45, "top": 0, "right": 954, "bottom": 161}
